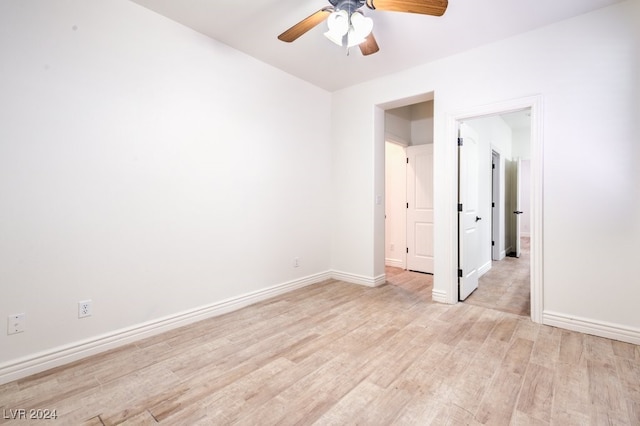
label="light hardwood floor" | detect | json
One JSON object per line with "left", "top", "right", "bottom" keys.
{"left": 1, "top": 270, "right": 639, "bottom": 425}
{"left": 464, "top": 237, "right": 531, "bottom": 316}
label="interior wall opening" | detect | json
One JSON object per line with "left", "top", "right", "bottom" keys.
{"left": 384, "top": 99, "right": 434, "bottom": 278}
{"left": 457, "top": 108, "right": 533, "bottom": 317}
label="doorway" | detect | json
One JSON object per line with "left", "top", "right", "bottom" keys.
{"left": 384, "top": 100, "right": 434, "bottom": 275}
{"left": 463, "top": 111, "right": 531, "bottom": 314}
{"left": 458, "top": 110, "right": 531, "bottom": 302}
{"left": 452, "top": 97, "right": 541, "bottom": 322}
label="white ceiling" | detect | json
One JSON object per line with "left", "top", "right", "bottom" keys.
{"left": 500, "top": 109, "right": 531, "bottom": 132}
{"left": 129, "top": 0, "right": 623, "bottom": 91}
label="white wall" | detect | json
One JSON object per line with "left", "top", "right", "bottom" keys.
{"left": 410, "top": 101, "right": 434, "bottom": 145}
{"left": 512, "top": 128, "right": 532, "bottom": 159}
{"left": 0, "top": 0, "right": 332, "bottom": 373}
{"left": 385, "top": 101, "right": 434, "bottom": 146}
{"left": 385, "top": 107, "right": 412, "bottom": 144}
{"left": 331, "top": 0, "right": 640, "bottom": 337}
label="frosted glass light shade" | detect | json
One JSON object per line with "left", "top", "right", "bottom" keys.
{"left": 324, "top": 10, "right": 349, "bottom": 46}
{"left": 347, "top": 12, "right": 373, "bottom": 47}
{"left": 351, "top": 11, "right": 373, "bottom": 38}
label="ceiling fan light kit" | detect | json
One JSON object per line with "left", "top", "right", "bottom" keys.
{"left": 347, "top": 12, "right": 374, "bottom": 47}
{"left": 324, "top": 9, "right": 349, "bottom": 45}
{"left": 324, "top": 10, "right": 373, "bottom": 49}
{"left": 278, "top": 0, "right": 448, "bottom": 56}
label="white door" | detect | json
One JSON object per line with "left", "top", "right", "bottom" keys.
{"left": 384, "top": 141, "right": 407, "bottom": 269}
{"left": 514, "top": 158, "right": 522, "bottom": 257}
{"left": 491, "top": 151, "right": 501, "bottom": 261}
{"left": 506, "top": 158, "right": 522, "bottom": 258}
{"left": 406, "top": 144, "right": 434, "bottom": 274}
{"left": 458, "top": 124, "right": 480, "bottom": 300}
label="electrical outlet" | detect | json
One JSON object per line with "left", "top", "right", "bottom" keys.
{"left": 7, "top": 313, "right": 25, "bottom": 335}
{"left": 293, "top": 257, "right": 300, "bottom": 268}
{"left": 78, "top": 300, "right": 92, "bottom": 318}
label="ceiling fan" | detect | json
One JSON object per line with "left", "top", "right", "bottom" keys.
{"left": 278, "top": 0, "right": 448, "bottom": 56}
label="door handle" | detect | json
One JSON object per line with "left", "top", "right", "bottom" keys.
{"left": 514, "top": 211, "right": 523, "bottom": 214}
{"left": 475, "top": 216, "right": 482, "bottom": 222}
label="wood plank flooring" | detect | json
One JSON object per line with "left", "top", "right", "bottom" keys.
{"left": 464, "top": 237, "right": 531, "bottom": 316}
{"left": 1, "top": 269, "right": 638, "bottom": 425}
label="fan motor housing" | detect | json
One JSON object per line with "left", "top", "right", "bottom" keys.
{"left": 329, "top": 0, "right": 366, "bottom": 12}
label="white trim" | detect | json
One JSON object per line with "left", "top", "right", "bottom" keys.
{"left": 385, "top": 258, "right": 405, "bottom": 268}
{"left": 543, "top": 311, "right": 640, "bottom": 345}
{"left": 441, "top": 109, "right": 459, "bottom": 304}
{"left": 385, "top": 133, "right": 410, "bottom": 147}
{"left": 331, "top": 270, "right": 386, "bottom": 287}
{"left": 0, "top": 271, "right": 331, "bottom": 385}
{"left": 432, "top": 289, "right": 448, "bottom": 304}
{"left": 529, "top": 97, "right": 544, "bottom": 324}
{"left": 478, "top": 261, "right": 492, "bottom": 277}
{"left": 445, "top": 95, "right": 544, "bottom": 323}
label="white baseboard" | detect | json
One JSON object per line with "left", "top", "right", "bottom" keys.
{"left": 478, "top": 261, "right": 492, "bottom": 277}
{"left": 385, "top": 258, "right": 404, "bottom": 269}
{"left": 0, "top": 271, "right": 332, "bottom": 385}
{"left": 331, "top": 270, "right": 386, "bottom": 287}
{"left": 543, "top": 311, "right": 640, "bottom": 345}
{"left": 432, "top": 289, "right": 450, "bottom": 304}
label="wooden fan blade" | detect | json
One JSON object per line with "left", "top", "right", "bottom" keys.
{"left": 278, "top": 7, "right": 333, "bottom": 42}
{"left": 365, "top": 0, "right": 448, "bottom": 16}
{"left": 360, "top": 32, "right": 380, "bottom": 56}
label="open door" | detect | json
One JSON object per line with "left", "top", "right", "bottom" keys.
{"left": 491, "top": 150, "right": 501, "bottom": 261}
{"left": 514, "top": 158, "right": 522, "bottom": 257}
{"left": 384, "top": 141, "right": 407, "bottom": 269}
{"left": 406, "top": 144, "right": 434, "bottom": 273}
{"left": 506, "top": 158, "right": 523, "bottom": 257}
{"left": 458, "top": 124, "right": 480, "bottom": 300}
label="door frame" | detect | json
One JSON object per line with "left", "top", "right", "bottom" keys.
{"left": 515, "top": 157, "right": 522, "bottom": 257}
{"left": 444, "top": 95, "right": 543, "bottom": 323}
